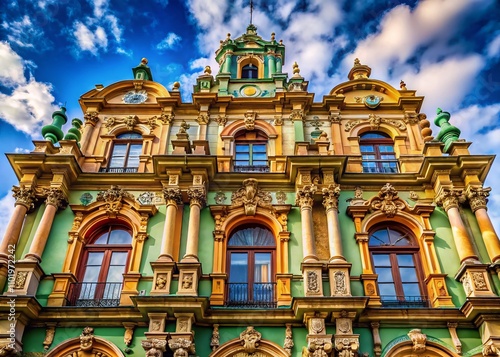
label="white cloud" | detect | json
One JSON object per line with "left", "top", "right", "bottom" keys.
{"left": 91, "top": 0, "right": 108, "bottom": 18}
{"left": 0, "top": 193, "right": 15, "bottom": 242}
{"left": 105, "top": 15, "right": 122, "bottom": 43}
{"left": 73, "top": 21, "right": 109, "bottom": 54}
{"left": 0, "top": 41, "right": 27, "bottom": 87}
{"left": 156, "top": 33, "right": 182, "bottom": 51}
{"left": 14, "top": 147, "right": 30, "bottom": 153}
{"left": 2, "top": 15, "right": 45, "bottom": 49}
{"left": 487, "top": 32, "right": 500, "bottom": 59}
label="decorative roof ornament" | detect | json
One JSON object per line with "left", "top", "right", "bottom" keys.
{"left": 132, "top": 57, "right": 153, "bottom": 80}
{"left": 63, "top": 118, "right": 83, "bottom": 145}
{"left": 434, "top": 108, "right": 461, "bottom": 152}
{"left": 292, "top": 62, "right": 301, "bottom": 77}
{"left": 42, "top": 107, "right": 68, "bottom": 144}
{"left": 400, "top": 80, "right": 407, "bottom": 90}
{"left": 347, "top": 58, "right": 371, "bottom": 80}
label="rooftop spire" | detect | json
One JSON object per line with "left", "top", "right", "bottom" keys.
{"left": 250, "top": 0, "right": 254, "bottom": 25}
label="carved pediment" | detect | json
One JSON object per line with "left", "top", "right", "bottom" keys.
{"left": 231, "top": 178, "right": 272, "bottom": 215}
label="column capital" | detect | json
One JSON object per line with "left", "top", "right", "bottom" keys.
{"left": 141, "top": 339, "right": 167, "bottom": 357}
{"left": 12, "top": 185, "right": 36, "bottom": 211}
{"left": 466, "top": 186, "right": 491, "bottom": 212}
{"left": 42, "top": 187, "right": 68, "bottom": 209}
{"left": 187, "top": 187, "right": 206, "bottom": 207}
{"left": 435, "top": 188, "right": 465, "bottom": 211}
{"left": 84, "top": 111, "right": 99, "bottom": 126}
{"left": 295, "top": 184, "right": 317, "bottom": 208}
{"left": 162, "top": 187, "right": 182, "bottom": 206}
{"left": 322, "top": 184, "right": 340, "bottom": 211}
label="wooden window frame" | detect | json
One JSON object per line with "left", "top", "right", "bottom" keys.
{"left": 108, "top": 132, "right": 143, "bottom": 171}
{"left": 360, "top": 132, "right": 398, "bottom": 173}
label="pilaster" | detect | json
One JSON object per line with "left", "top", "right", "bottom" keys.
{"left": 303, "top": 312, "right": 332, "bottom": 357}
{"left": 455, "top": 262, "right": 497, "bottom": 297}
{"left": 333, "top": 311, "right": 359, "bottom": 357}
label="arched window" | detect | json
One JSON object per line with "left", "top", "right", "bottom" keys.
{"left": 226, "top": 225, "right": 276, "bottom": 307}
{"left": 104, "top": 132, "right": 143, "bottom": 173}
{"left": 241, "top": 63, "right": 258, "bottom": 79}
{"left": 234, "top": 130, "right": 268, "bottom": 172}
{"left": 369, "top": 225, "right": 427, "bottom": 307}
{"left": 360, "top": 132, "right": 398, "bottom": 173}
{"left": 71, "top": 224, "right": 132, "bottom": 307}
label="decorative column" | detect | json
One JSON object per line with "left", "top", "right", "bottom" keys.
{"left": 267, "top": 52, "right": 276, "bottom": 76}
{"left": 168, "top": 313, "right": 196, "bottom": 356}
{"left": 12, "top": 188, "right": 67, "bottom": 295}
{"left": 296, "top": 184, "right": 323, "bottom": 297}
{"left": 333, "top": 311, "right": 360, "bottom": 357}
{"left": 436, "top": 188, "right": 496, "bottom": 297}
{"left": 150, "top": 186, "right": 182, "bottom": 295}
{"left": 303, "top": 313, "right": 332, "bottom": 357}
{"left": 323, "top": 184, "right": 352, "bottom": 297}
{"left": 467, "top": 187, "right": 500, "bottom": 263}
{"left": 177, "top": 186, "right": 206, "bottom": 296}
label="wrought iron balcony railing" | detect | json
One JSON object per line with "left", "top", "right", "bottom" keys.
{"left": 99, "top": 167, "right": 138, "bottom": 173}
{"left": 225, "top": 282, "right": 277, "bottom": 308}
{"left": 362, "top": 160, "right": 399, "bottom": 173}
{"left": 68, "top": 282, "right": 123, "bottom": 307}
{"left": 380, "top": 295, "right": 429, "bottom": 308}
{"left": 234, "top": 165, "right": 270, "bottom": 173}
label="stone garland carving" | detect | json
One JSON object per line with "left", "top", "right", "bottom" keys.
{"left": 322, "top": 184, "right": 341, "bottom": 211}
{"left": 142, "top": 339, "right": 167, "bottom": 357}
{"left": 159, "top": 112, "right": 174, "bottom": 125}
{"left": 466, "top": 186, "right": 491, "bottom": 212}
{"left": 240, "top": 327, "right": 262, "bottom": 354}
{"left": 104, "top": 115, "right": 139, "bottom": 132}
{"left": 344, "top": 115, "right": 406, "bottom": 132}
{"left": 368, "top": 183, "right": 406, "bottom": 218}
{"left": 96, "top": 185, "right": 134, "bottom": 216}
{"left": 276, "top": 191, "right": 287, "bottom": 204}
{"left": 295, "top": 184, "right": 317, "bottom": 208}
{"left": 168, "top": 338, "right": 195, "bottom": 357}
{"left": 407, "top": 329, "right": 427, "bottom": 354}
{"left": 146, "top": 116, "right": 158, "bottom": 131}
{"left": 344, "top": 120, "right": 362, "bottom": 132}
{"left": 196, "top": 112, "right": 210, "bottom": 125}
{"left": 435, "top": 188, "right": 466, "bottom": 212}
{"left": 334, "top": 271, "right": 348, "bottom": 295}
{"left": 289, "top": 109, "right": 305, "bottom": 122}
{"left": 403, "top": 112, "right": 419, "bottom": 125}
{"left": 216, "top": 114, "right": 228, "bottom": 127}
{"left": 14, "top": 272, "right": 28, "bottom": 289}
{"left": 283, "top": 324, "right": 294, "bottom": 356}
{"left": 163, "top": 187, "right": 183, "bottom": 205}
{"left": 187, "top": 187, "right": 206, "bottom": 207}
{"left": 43, "top": 187, "right": 68, "bottom": 210}
{"left": 210, "top": 324, "right": 220, "bottom": 351}
{"left": 231, "top": 178, "right": 272, "bottom": 216}
{"left": 84, "top": 111, "right": 99, "bottom": 125}
{"left": 329, "top": 113, "right": 341, "bottom": 124}
{"left": 12, "top": 185, "right": 36, "bottom": 210}
{"left": 273, "top": 115, "right": 283, "bottom": 126}
{"left": 244, "top": 111, "right": 257, "bottom": 130}
{"left": 307, "top": 271, "right": 320, "bottom": 294}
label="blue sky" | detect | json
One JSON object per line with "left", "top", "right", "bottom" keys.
{"left": 0, "top": 0, "right": 500, "bottom": 238}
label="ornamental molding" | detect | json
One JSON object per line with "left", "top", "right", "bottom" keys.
{"left": 289, "top": 109, "right": 305, "bottom": 122}
{"left": 244, "top": 110, "right": 257, "bottom": 130}
{"left": 466, "top": 186, "right": 491, "bottom": 212}
{"left": 231, "top": 178, "right": 272, "bottom": 216}
{"left": 159, "top": 112, "right": 174, "bottom": 125}
{"left": 12, "top": 185, "right": 36, "bottom": 211}
{"left": 103, "top": 114, "right": 157, "bottom": 133}
{"left": 296, "top": 184, "right": 317, "bottom": 208}
{"left": 43, "top": 187, "right": 68, "bottom": 210}
{"left": 84, "top": 111, "right": 99, "bottom": 125}
{"left": 344, "top": 114, "right": 406, "bottom": 132}
{"left": 163, "top": 187, "right": 183, "bottom": 206}
{"left": 187, "top": 186, "right": 206, "bottom": 207}
{"left": 142, "top": 339, "right": 167, "bottom": 357}
{"left": 216, "top": 114, "right": 228, "bottom": 127}
{"left": 435, "top": 188, "right": 466, "bottom": 212}
{"left": 196, "top": 111, "right": 211, "bottom": 125}
{"left": 408, "top": 329, "right": 427, "bottom": 354}
{"left": 322, "top": 184, "right": 341, "bottom": 211}
{"left": 240, "top": 327, "right": 262, "bottom": 354}
{"left": 96, "top": 185, "right": 135, "bottom": 216}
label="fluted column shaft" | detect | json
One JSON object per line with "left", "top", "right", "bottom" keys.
{"left": 296, "top": 186, "right": 318, "bottom": 262}
{"left": 159, "top": 188, "right": 182, "bottom": 261}
{"left": 468, "top": 187, "right": 500, "bottom": 263}
{"left": 25, "top": 188, "right": 66, "bottom": 262}
{"left": 322, "top": 185, "right": 345, "bottom": 262}
{"left": 183, "top": 187, "right": 206, "bottom": 262}
{"left": 436, "top": 189, "right": 478, "bottom": 263}
{"left": 80, "top": 112, "right": 99, "bottom": 154}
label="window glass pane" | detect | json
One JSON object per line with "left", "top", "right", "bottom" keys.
{"left": 235, "top": 153, "right": 250, "bottom": 161}
{"left": 106, "top": 265, "right": 125, "bottom": 282}
{"left": 378, "top": 283, "right": 396, "bottom": 296}
{"left": 254, "top": 253, "right": 271, "bottom": 283}
{"left": 108, "top": 229, "right": 132, "bottom": 244}
{"left": 236, "top": 145, "right": 250, "bottom": 153}
{"left": 229, "top": 227, "right": 275, "bottom": 246}
{"left": 381, "top": 154, "right": 396, "bottom": 159}
{"left": 374, "top": 267, "right": 393, "bottom": 283}
{"left": 87, "top": 252, "right": 104, "bottom": 265}
{"left": 400, "top": 268, "right": 418, "bottom": 282}
{"left": 229, "top": 253, "right": 248, "bottom": 283}
{"left": 94, "top": 231, "right": 109, "bottom": 244}
{"left": 110, "top": 252, "right": 128, "bottom": 265}
{"left": 82, "top": 266, "right": 101, "bottom": 283}
{"left": 370, "top": 230, "right": 390, "bottom": 245}
{"left": 360, "top": 132, "right": 390, "bottom": 139}
{"left": 117, "top": 133, "right": 142, "bottom": 139}
{"left": 253, "top": 145, "right": 267, "bottom": 152}
{"left": 379, "top": 145, "right": 395, "bottom": 152}
{"left": 109, "top": 143, "right": 126, "bottom": 167}
{"left": 360, "top": 145, "right": 374, "bottom": 152}
{"left": 362, "top": 155, "right": 376, "bottom": 160}
{"left": 397, "top": 254, "right": 414, "bottom": 266}
{"left": 402, "top": 283, "right": 421, "bottom": 297}
{"left": 252, "top": 153, "right": 267, "bottom": 160}
{"left": 372, "top": 254, "right": 391, "bottom": 266}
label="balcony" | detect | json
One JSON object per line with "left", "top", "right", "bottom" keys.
{"left": 225, "top": 282, "right": 277, "bottom": 308}
{"left": 234, "top": 165, "right": 270, "bottom": 173}
{"left": 362, "top": 160, "right": 399, "bottom": 173}
{"left": 380, "top": 295, "right": 429, "bottom": 308}
{"left": 99, "top": 167, "right": 138, "bottom": 173}
{"left": 68, "top": 282, "right": 123, "bottom": 307}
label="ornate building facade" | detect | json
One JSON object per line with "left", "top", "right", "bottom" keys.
{"left": 1, "top": 24, "right": 500, "bottom": 357}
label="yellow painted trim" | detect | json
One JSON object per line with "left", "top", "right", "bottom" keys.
{"left": 46, "top": 336, "right": 125, "bottom": 357}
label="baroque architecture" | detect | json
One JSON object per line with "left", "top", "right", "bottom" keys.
{"left": 1, "top": 24, "right": 500, "bottom": 357}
